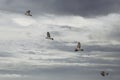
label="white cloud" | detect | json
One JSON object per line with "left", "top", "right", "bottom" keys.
{"left": 12, "top": 17, "right": 36, "bottom": 26}
{"left": 0, "top": 10, "right": 120, "bottom": 42}
{"left": 0, "top": 11, "right": 120, "bottom": 76}
{"left": 0, "top": 74, "right": 23, "bottom": 78}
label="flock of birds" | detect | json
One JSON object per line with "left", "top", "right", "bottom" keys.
{"left": 24, "top": 10, "right": 109, "bottom": 77}
{"left": 24, "top": 10, "right": 83, "bottom": 52}
{"left": 45, "top": 32, "right": 83, "bottom": 51}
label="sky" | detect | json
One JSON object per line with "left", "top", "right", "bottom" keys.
{"left": 0, "top": 0, "right": 120, "bottom": 68}
{"left": 0, "top": 0, "right": 120, "bottom": 80}
{"left": 0, "top": 0, "right": 120, "bottom": 16}
{"left": 0, "top": 0, "right": 120, "bottom": 42}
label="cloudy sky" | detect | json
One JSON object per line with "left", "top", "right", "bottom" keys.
{"left": 0, "top": 0, "right": 120, "bottom": 17}
{"left": 0, "top": 0, "right": 119, "bottom": 45}
{"left": 0, "top": 0, "right": 120, "bottom": 80}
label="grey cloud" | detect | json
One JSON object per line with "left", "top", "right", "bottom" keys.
{"left": 0, "top": 0, "right": 55, "bottom": 14}
{"left": 108, "top": 26, "right": 120, "bottom": 41}
{"left": 0, "top": 0, "right": 120, "bottom": 16}
{"left": 53, "top": 0, "right": 120, "bottom": 16}
{"left": 84, "top": 44, "right": 120, "bottom": 52}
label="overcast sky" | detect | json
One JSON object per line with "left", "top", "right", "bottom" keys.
{"left": 0, "top": 0, "right": 120, "bottom": 44}
{"left": 0, "top": 0, "right": 120, "bottom": 17}
{"left": 0, "top": 1, "right": 120, "bottom": 80}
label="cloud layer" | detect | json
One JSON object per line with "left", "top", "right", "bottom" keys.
{"left": 0, "top": 0, "right": 120, "bottom": 16}
{"left": 0, "top": 4, "right": 120, "bottom": 80}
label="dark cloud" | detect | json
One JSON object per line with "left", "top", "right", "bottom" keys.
{"left": 84, "top": 44, "right": 120, "bottom": 52}
{"left": 0, "top": 0, "right": 120, "bottom": 16}
{"left": 53, "top": 0, "right": 120, "bottom": 16}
